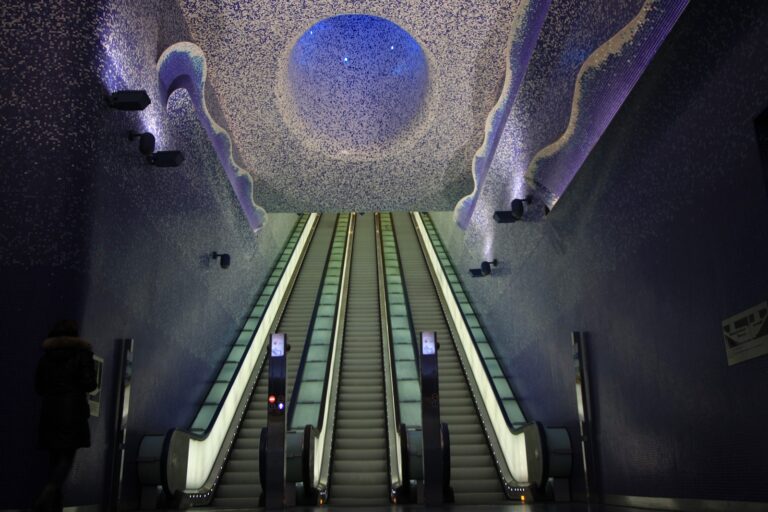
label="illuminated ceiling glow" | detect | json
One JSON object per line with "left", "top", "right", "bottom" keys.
{"left": 166, "top": 1, "right": 688, "bottom": 228}
{"left": 455, "top": 0, "right": 689, "bottom": 228}
{"left": 175, "top": 1, "right": 521, "bottom": 212}
{"left": 277, "top": 15, "right": 431, "bottom": 160}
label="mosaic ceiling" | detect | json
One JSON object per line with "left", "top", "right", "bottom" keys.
{"left": 169, "top": 0, "right": 686, "bottom": 228}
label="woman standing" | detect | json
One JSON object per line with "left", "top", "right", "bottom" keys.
{"left": 34, "top": 320, "right": 97, "bottom": 512}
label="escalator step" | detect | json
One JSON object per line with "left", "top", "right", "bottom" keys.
{"left": 453, "top": 466, "right": 498, "bottom": 480}
{"left": 334, "top": 427, "right": 385, "bottom": 438}
{"left": 224, "top": 460, "right": 259, "bottom": 473}
{"left": 334, "top": 437, "right": 386, "bottom": 450}
{"left": 330, "top": 471, "right": 387, "bottom": 486}
{"left": 220, "top": 471, "right": 260, "bottom": 485}
{"left": 214, "top": 214, "right": 339, "bottom": 508}
{"left": 451, "top": 454, "right": 495, "bottom": 467}
{"left": 333, "top": 459, "right": 388, "bottom": 473}
{"left": 390, "top": 212, "right": 505, "bottom": 504}
{"left": 228, "top": 448, "right": 258, "bottom": 461}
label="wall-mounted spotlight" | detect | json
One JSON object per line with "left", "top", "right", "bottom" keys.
{"left": 211, "top": 252, "right": 231, "bottom": 269}
{"left": 128, "top": 131, "right": 156, "bottom": 156}
{"left": 106, "top": 90, "right": 151, "bottom": 111}
{"left": 147, "top": 151, "right": 185, "bottom": 167}
{"left": 469, "top": 259, "right": 498, "bottom": 277}
{"left": 493, "top": 196, "right": 533, "bottom": 223}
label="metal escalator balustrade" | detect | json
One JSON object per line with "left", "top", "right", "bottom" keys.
{"left": 289, "top": 213, "right": 351, "bottom": 430}
{"left": 285, "top": 214, "right": 354, "bottom": 502}
{"left": 329, "top": 213, "right": 390, "bottom": 506}
{"left": 418, "top": 213, "right": 526, "bottom": 426}
{"left": 412, "top": 212, "right": 571, "bottom": 496}
{"left": 378, "top": 213, "right": 422, "bottom": 428}
{"left": 213, "top": 213, "right": 340, "bottom": 508}
{"left": 390, "top": 212, "right": 508, "bottom": 505}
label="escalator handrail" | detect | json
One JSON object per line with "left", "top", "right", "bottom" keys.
{"left": 193, "top": 213, "right": 310, "bottom": 438}
{"left": 417, "top": 212, "right": 528, "bottom": 429}
{"left": 378, "top": 213, "right": 422, "bottom": 430}
{"left": 375, "top": 213, "right": 403, "bottom": 494}
{"left": 313, "top": 212, "right": 355, "bottom": 490}
{"left": 387, "top": 213, "right": 422, "bottom": 375}
{"left": 151, "top": 213, "right": 320, "bottom": 497}
{"left": 410, "top": 212, "right": 542, "bottom": 488}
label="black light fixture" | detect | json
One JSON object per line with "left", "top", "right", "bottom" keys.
{"left": 128, "top": 131, "right": 156, "bottom": 156}
{"left": 211, "top": 252, "right": 231, "bottom": 269}
{"left": 493, "top": 196, "right": 533, "bottom": 223}
{"left": 106, "top": 90, "right": 151, "bottom": 111}
{"left": 469, "top": 259, "right": 498, "bottom": 277}
{"left": 147, "top": 150, "right": 185, "bottom": 167}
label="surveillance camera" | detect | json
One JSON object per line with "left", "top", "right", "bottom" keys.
{"left": 212, "top": 252, "right": 231, "bottom": 269}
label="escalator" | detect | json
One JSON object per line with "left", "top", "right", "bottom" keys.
{"left": 390, "top": 212, "right": 507, "bottom": 505}
{"left": 140, "top": 211, "right": 564, "bottom": 507}
{"left": 328, "top": 213, "right": 389, "bottom": 506}
{"left": 213, "top": 214, "right": 339, "bottom": 508}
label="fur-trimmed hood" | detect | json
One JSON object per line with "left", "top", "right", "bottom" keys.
{"left": 42, "top": 336, "right": 92, "bottom": 350}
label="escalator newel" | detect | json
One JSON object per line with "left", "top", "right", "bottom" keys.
{"left": 262, "top": 333, "right": 294, "bottom": 509}
{"left": 420, "top": 331, "right": 454, "bottom": 505}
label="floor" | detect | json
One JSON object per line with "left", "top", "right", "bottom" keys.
{"left": 198, "top": 504, "right": 661, "bottom": 512}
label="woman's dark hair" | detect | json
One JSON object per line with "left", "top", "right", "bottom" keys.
{"left": 48, "top": 319, "right": 79, "bottom": 338}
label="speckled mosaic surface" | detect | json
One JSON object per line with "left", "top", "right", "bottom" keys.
{"left": 455, "top": 0, "right": 689, "bottom": 227}
{"left": 169, "top": 0, "right": 685, "bottom": 221}
{"left": 175, "top": 0, "right": 525, "bottom": 212}
{"left": 0, "top": 0, "right": 687, "bottom": 230}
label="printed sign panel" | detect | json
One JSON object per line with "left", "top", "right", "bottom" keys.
{"left": 722, "top": 301, "right": 768, "bottom": 366}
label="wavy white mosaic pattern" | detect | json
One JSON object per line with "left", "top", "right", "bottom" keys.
{"left": 525, "top": 0, "right": 689, "bottom": 208}
{"left": 176, "top": 0, "right": 522, "bottom": 212}
{"left": 453, "top": 0, "right": 551, "bottom": 228}
{"left": 157, "top": 42, "right": 266, "bottom": 232}
{"left": 454, "top": 0, "right": 688, "bottom": 227}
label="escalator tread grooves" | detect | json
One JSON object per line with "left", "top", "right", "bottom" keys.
{"left": 213, "top": 214, "right": 338, "bottom": 507}
{"left": 329, "top": 214, "right": 389, "bottom": 505}
{"left": 390, "top": 212, "right": 506, "bottom": 503}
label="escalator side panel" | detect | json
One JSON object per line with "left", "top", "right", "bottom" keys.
{"left": 213, "top": 214, "right": 339, "bottom": 508}
{"left": 390, "top": 212, "right": 506, "bottom": 505}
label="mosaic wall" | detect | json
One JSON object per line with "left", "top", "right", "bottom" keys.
{"left": 0, "top": 0, "right": 296, "bottom": 507}
{"left": 431, "top": 0, "right": 768, "bottom": 501}
{"left": 175, "top": 0, "right": 524, "bottom": 212}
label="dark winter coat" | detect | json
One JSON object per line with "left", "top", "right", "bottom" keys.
{"left": 35, "top": 337, "right": 97, "bottom": 450}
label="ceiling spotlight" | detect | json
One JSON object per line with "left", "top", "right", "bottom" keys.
{"left": 494, "top": 196, "right": 533, "bottom": 223}
{"left": 147, "top": 150, "right": 185, "bottom": 167}
{"left": 106, "top": 90, "right": 151, "bottom": 111}
{"left": 128, "top": 131, "right": 156, "bottom": 156}
{"left": 469, "top": 259, "right": 498, "bottom": 277}
{"left": 211, "top": 252, "right": 231, "bottom": 269}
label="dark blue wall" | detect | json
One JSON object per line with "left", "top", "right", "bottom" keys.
{"left": 431, "top": 0, "right": 768, "bottom": 503}
{"left": 0, "top": 1, "right": 296, "bottom": 508}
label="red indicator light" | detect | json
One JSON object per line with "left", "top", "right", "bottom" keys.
{"left": 268, "top": 395, "right": 276, "bottom": 404}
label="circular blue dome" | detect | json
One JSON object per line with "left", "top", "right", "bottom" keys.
{"left": 282, "top": 15, "right": 429, "bottom": 157}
